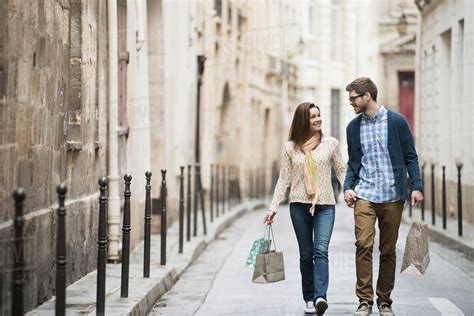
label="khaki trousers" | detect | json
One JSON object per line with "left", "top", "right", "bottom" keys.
{"left": 354, "top": 199, "right": 404, "bottom": 306}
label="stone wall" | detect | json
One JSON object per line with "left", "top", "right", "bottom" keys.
{"left": 0, "top": 0, "right": 108, "bottom": 313}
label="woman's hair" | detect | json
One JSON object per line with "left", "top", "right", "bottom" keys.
{"left": 288, "top": 102, "right": 321, "bottom": 149}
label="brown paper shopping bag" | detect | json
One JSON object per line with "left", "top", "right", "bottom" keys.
{"left": 252, "top": 225, "right": 285, "bottom": 283}
{"left": 400, "top": 222, "right": 430, "bottom": 275}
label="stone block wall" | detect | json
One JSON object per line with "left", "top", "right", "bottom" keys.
{"left": 0, "top": 0, "right": 108, "bottom": 313}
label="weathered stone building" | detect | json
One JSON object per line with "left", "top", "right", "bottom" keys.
{"left": 415, "top": 0, "right": 474, "bottom": 224}
{"left": 377, "top": 0, "right": 418, "bottom": 132}
{"left": 0, "top": 0, "right": 304, "bottom": 312}
{"left": 150, "top": 0, "right": 305, "bottom": 208}
{"left": 3, "top": 0, "right": 417, "bottom": 313}
{"left": 0, "top": 0, "right": 108, "bottom": 313}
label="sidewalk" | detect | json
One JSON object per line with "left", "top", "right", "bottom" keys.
{"left": 402, "top": 204, "right": 474, "bottom": 261}
{"left": 27, "top": 199, "right": 267, "bottom": 316}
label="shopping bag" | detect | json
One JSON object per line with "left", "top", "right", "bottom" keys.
{"left": 252, "top": 225, "right": 285, "bottom": 283}
{"left": 400, "top": 222, "right": 430, "bottom": 275}
{"left": 245, "top": 237, "right": 271, "bottom": 268}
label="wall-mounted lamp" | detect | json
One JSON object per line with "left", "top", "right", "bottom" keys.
{"left": 397, "top": 13, "right": 408, "bottom": 36}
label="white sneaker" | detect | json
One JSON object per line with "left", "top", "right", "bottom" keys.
{"left": 304, "top": 301, "right": 316, "bottom": 314}
{"left": 354, "top": 301, "right": 373, "bottom": 315}
{"left": 315, "top": 297, "right": 328, "bottom": 314}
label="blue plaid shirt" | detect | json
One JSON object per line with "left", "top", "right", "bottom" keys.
{"left": 354, "top": 106, "right": 399, "bottom": 203}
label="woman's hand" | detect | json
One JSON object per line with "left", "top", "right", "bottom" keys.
{"left": 263, "top": 210, "right": 276, "bottom": 225}
{"left": 344, "top": 189, "right": 357, "bottom": 208}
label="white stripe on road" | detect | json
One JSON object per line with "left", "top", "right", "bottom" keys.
{"left": 428, "top": 297, "right": 464, "bottom": 316}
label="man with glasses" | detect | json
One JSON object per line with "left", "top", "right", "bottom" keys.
{"left": 343, "top": 77, "right": 424, "bottom": 316}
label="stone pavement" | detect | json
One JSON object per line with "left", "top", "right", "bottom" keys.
{"left": 150, "top": 201, "right": 474, "bottom": 315}
{"left": 27, "top": 199, "right": 265, "bottom": 316}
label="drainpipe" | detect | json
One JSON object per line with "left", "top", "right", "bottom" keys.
{"left": 135, "top": 0, "right": 145, "bottom": 51}
{"left": 107, "top": 0, "right": 121, "bottom": 261}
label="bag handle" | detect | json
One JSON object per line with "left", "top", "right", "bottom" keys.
{"left": 267, "top": 224, "right": 277, "bottom": 251}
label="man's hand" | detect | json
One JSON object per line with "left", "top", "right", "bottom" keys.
{"left": 411, "top": 190, "right": 424, "bottom": 206}
{"left": 344, "top": 189, "right": 357, "bottom": 208}
{"left": 263, "top": 210, "right": 276, "bottom": 225}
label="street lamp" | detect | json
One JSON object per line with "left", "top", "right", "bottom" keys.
{"left": 195, "top": 55, "right": 206, "bottom": 164}
{"left": 397, "top": 12, "right": 408, "bottom": 36}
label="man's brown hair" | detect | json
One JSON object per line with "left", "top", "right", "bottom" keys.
{"left": 345, "top": 77, "right": 378, "bottom": 102}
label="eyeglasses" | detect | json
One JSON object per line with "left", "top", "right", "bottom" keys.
{"left": 349, "top": 93, "right": 365, "bottom": 102}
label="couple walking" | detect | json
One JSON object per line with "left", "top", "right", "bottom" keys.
{"left": 263, "top": 78, "right": 424, "bottom": 315}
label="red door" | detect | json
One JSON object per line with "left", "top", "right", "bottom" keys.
{"left": 398, "top": 71, "right": 415, "bottom": 132}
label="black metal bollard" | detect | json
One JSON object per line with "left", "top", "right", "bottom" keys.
{"left": 210, "top": 164, "right": 214, "bottom": 222}
{"left": 197, "top": 164, "right": 207, "bottom": 235}
{"left": 220, "top": 165, "right": 226, "bottom": 214}
{"left": 442, "top": 166, "right": 447, "bottom": 230}
{"left": 160, "top": 170, "right": 167, "bottom": 265}
{"left": 256, "top": 168, "right": 260, "bottom": 199}
{"left": 144, "top": 171, "right": 152, "bottom": 278}
{"left": 257, "top": 168, "right": 260, "bottom": 199}
{"left": 193, "top": 164, "right": 198, "bottom": 236}
{"left": 234, "top": 166, "right": 238, "bottom": 206}
{"left": 262, "top": 168, "right": 265, "bottom": 198}
{"left": 56, "top": 184, "right": 68, "bottom": 316}
{"left": 421, "top": 164, "right": 425, "bottom": 221}
{"left": 233, "top": 166, "right": 237, "bottom": 206}
{"left": 97, "top": 177, "right": 108, "bottom": 315}
{"left": 457, "top": 163, "right": 463, "bottom": 237}
{"left": 249, "top": 169, "right": 253, "bottom": 199}
{"left": 179, "top": 166, "right": 185, "bottom": 253}
{"left": 252, "top": 169, "right": 255, "bottom": 199}
{"left": 229, "top": 166, "right": 234, "bottom": 208}
{"left": 227, "top": 166, "right": 231, "bottom": 211}
{"left": 121, "top": 174, "right": 132, "bottom": 298}
{"left": 216, "top": 165, "right": 220, "bottom": 218}
{"left": 12, "top": 188, "right": 26, "bottom": 316}
{"left": 237, "top": 166, "right": 242, "bottom": 203}
{"left": 186, "top": 165, "right": 191, "bottom": 241}
{"left": 431, "top": 164, "right": 436, "bottom": 225}
{"left": 258, "top": 168, "right": 261, "bottom": 199}
{"left": 221, "top": 165, "right": 225, "bottom": 212}
{"left": 252, "top": 168, "right": 256, "bottom": 199}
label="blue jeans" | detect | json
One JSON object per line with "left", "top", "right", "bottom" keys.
{"left": 290, "top": 203, "right": 335, "bottom": 302}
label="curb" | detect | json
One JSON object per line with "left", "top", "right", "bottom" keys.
{"left": 174, "top": 201, "right": 265, "bottom": 279}
{"left": 129, "top": 200, "right": 266, "bottom": 315}
{"left": 426, "top": 228, "right": 474, "bottom": 262}
{"left": 28, "top": 200, "right": 266, "bottom": 316}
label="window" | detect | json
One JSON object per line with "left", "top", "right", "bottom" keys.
{"left": 227, "top": 4, "right": 232, "bottom": 27}
{"left": 331, "top": 89, "right": 340, "bottom": 139}
{"left": 238, "top": 11, "right": 244, "bottom": 34}
{"left": 215, "top": 0, "right": 222, "bottom": 17}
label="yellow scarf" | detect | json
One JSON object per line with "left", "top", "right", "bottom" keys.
{"left": 302, "top": 134, "right": 320, "bottom": 215}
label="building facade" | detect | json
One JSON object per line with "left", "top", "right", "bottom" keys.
{"left": 0, "top": 0, "right": 109, "bottom": 312}
{"left": 378, "top": 0, "right": 418, "bottom": 133}
{"left": 415, "top": 0, "right": 474, "bottom": 223}
{"left": 0, "top": 0, "right": 306, "bottom": 312}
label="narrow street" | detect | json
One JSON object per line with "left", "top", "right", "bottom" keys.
{"left": 150, "top": 202, "right": 474, "bottom": 316}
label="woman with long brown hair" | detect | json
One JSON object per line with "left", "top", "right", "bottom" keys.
{"left": 263, "top": 102, "right": 346, "bottom": 314}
